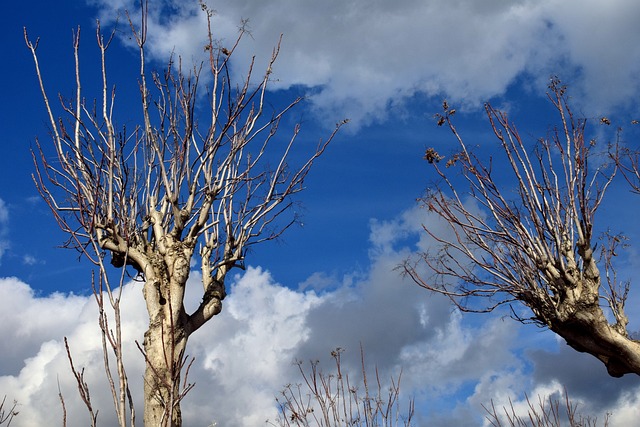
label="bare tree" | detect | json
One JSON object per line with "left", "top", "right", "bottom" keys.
{"left": 269, "top": 348, "right": 414, "bottom": 427}
{"left": 24, "top": 2, "right": 345, "bottom": 426}
{"left": 484, "top": 391, "right": 609, "bottom": 427}
{"left": 403, "top": 79, "right": 640, "bottom": 377}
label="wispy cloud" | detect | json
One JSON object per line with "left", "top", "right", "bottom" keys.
{"left": 89, "top": 0, "right": 640, "bottom": 128}
{"left": 0, "top": 198, "right": 9, "bottom": 264}
{"left": 21, "top": 255, "right": 39, "bottom": 266}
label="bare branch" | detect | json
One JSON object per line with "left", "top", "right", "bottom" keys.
{"left": 483, "top": 389, "right": 609, "bottom": 427}
{"left": 27, "top": 4, "right": 343, "bottom": 424}
{"left": 64, "top": 338, "right": 98, "bottom": 427}
{"left": 268, "top": 347, "right": 414, "bottom": 427}
{"left": 406, "top": 78, "right": 640, "bottom": 377}
{"left": 0, "top": 395, "right": 18, "bottom": 426}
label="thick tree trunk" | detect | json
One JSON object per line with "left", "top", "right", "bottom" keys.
{"left": 544, "top": 250, "right": 640, "bottom": 377}
{"left": 142, "top": 312, "right": 189, "bottom": 427}
{"left": 141, "top": 249, "right": 191, "bottom": 427}
{"left": 553, "top": 304, "right": 640, "bottom": 377}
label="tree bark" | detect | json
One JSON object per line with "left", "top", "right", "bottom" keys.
{"left": 142, "top": 317, "right": 188, "bottom": 427}
{"left": 138, "top": 237, "right": 194, "bottom": 427}
{"left": 552, "top": 302, "right": 640, "bottom": 377}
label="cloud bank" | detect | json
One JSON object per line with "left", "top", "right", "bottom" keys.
{"left": 2, "top": 206, "right": 639, "bottom": 426}
{"left": 89, "top": 0, "right": 640, "bottom": 127}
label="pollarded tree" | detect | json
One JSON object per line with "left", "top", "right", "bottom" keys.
{"left": 404, "top": 79, "right": 640, "bottom": 378}
{"left": 25, "top": 3, "right": 345, "bottom": 426}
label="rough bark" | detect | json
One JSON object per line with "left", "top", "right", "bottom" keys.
{"left": 142, "top": 315, "right": 188, "bottom": 426}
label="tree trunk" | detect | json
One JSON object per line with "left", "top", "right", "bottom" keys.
{"left": 142, "top": 310, "right": 189, "bottom": 427}
{"left": 543, "top": 252, "right": 640, "bottom": 377}
{"left": 141, "top": 250, "right": 191, "bottom": 427}
{"left": 553, "top": 304, "right": 640, "bottom": 377}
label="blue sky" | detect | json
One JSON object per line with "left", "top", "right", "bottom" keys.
{"left": 2, "top": 0, "right": 640, "bottom": 426}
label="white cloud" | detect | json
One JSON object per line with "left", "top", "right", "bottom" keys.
{"left": 542, "top": 0, "right": 640, "bottom": 113}
{"left": 0, "top": 277, "right": 147, "bottom": 426}
{"left": 0, "top": 278, "right": 87, "bottom": 375}
{"left": 186, "top": 267, "right": 324, "bottom": 425}
{"left": 1, "top": 205, "right": 638, "bottom": 426}
{"left": 89, "top": 0, "right": 640, "bottom": 129}
{"left": 0, "top": 269, "right": 325, "bottom": 426}
{"left": 21, "top": 255, "right": 38, "bottom": 266}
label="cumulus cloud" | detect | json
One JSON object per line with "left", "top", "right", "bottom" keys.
{"left": 88, "top": 0, "right": 640, "bottom": 128}
{"left": 1, "top": 206, "right": 637, "bottom": 426}
{"left": 0, "top": 277, "right": 146, "bottom": 426}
